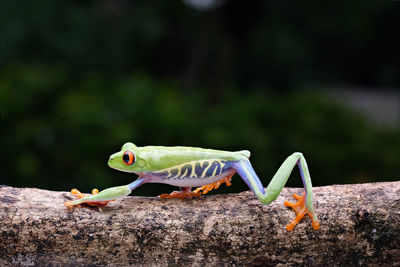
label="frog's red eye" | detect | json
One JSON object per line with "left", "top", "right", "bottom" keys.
{"left": 122, "top": 151, "right": 135, "bottom": 165}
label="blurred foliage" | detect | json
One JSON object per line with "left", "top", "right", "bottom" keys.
{"left": 1, "top": 64, "right": 399, "bottom": 196}
{"left": 0, "top": 1, "right": 399, "bottom": 194}
{"left": 1, "top": 0, "right": 399, "bottom": 88}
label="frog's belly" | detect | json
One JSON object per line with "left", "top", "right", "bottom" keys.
{"left": 161, "top": 169, "right": 236, "bottom": 188}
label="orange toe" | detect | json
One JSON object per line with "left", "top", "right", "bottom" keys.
{"left": 312, "top": 220, "right": 320, "bottom": 230}
{"left": 71, "top": 188, "right": 83, "bottom": 197}
{"left": 64, "top": 200, "right": 75, "bottom": 207}
{"left": 292, "top": 193, "right": 303, "bottom": 200}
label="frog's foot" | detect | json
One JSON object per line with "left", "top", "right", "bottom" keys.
{"left": 284, "top": 192, "right": 320, "bottom": 231}
{"left": 193, "top": 173, "right": 234, "bottom": 195}
{"left": 64, "top": 188, "right": 110, "bottom": 207}
{"left": 159, "top": 187, "right": 201, "bottom": 199}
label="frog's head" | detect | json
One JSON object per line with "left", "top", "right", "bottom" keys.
{"left": 108, "top": 142, "right": 147, "bottom": 173}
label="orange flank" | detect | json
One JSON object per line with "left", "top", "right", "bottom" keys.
{"left": 284, "top": 192, "right": 320, "bottom": 231}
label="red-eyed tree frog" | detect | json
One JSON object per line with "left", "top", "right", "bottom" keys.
{"left": 65, "top": 143, "right": 320, "bottom": 231}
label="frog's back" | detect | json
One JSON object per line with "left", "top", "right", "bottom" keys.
{"left": 138, "top": 146, "right": 249, "bottom": 187}
{"left": 138, "top": 145, "right": 250, "bottom": 171}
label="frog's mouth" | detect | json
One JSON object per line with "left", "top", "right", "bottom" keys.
{"left": 108, "top": 156, "right": 127, "bottom": 172}
{"left": 108, "top": 157, "right": 139, "bottom": 174}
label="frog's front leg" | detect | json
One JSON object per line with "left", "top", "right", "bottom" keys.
{"left": 64, "top": 188, "right": 110, "bottom": 207}
{"left": 231, "top": 153, "right": 319, "bottom": 231}
{"left": 64, "top": 177, "right": 148, "bottom": 207}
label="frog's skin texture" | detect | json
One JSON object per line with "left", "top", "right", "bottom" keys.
{"left": 65, "top": 143, "right": 319, "bottom": 231}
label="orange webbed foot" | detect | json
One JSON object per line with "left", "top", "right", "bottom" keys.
{"left": 64, "top": 188, "right": 110, "bottom": 207}
{"left": 284, "top": 192, "right": 320, "bottom": 231}
{"left": 193, "top": 174, "right": 233, "bottom": 195}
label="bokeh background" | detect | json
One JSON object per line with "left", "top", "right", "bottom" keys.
{"left": 1, "top": 0, "right": 399, "bottom": 196}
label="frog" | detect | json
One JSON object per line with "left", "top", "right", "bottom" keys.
{"left": 65, "top": 142, "right": 319, "bottom": 231}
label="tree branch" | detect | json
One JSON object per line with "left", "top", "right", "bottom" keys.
{"left": 1, "top": 182, "right": 399, "bottom": 266}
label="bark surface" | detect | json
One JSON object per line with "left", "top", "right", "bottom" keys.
{"left": 0, "top": 182, "right": 399, "bottom": 266}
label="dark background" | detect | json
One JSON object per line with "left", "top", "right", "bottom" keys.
{"left": 1, "top": 0, "right": 399, "bottom": 196}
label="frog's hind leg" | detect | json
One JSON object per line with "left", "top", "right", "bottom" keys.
{"left": 159, "top": 187, "right": 201, "bottom": 199}
{"left": 193, "top": 173, "right": 235, "bottom": 195}
{"left": 231, "top": 154, "right": 320, "bottom": 231}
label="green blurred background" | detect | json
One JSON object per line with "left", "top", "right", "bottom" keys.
{"left": 1, "top": 0, "right": 399, "bottom": 196}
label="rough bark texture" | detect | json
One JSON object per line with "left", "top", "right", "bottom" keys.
{"left": 0, "top": 182, "right": 399, "bottom": 266}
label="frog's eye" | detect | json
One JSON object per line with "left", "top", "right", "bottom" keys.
{"left": 122, "top": 151, "right": 135, "bottom": 165}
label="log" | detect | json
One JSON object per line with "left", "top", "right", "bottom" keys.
{"left": 0, "top": 182, "right": 399, "bottom": 266}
